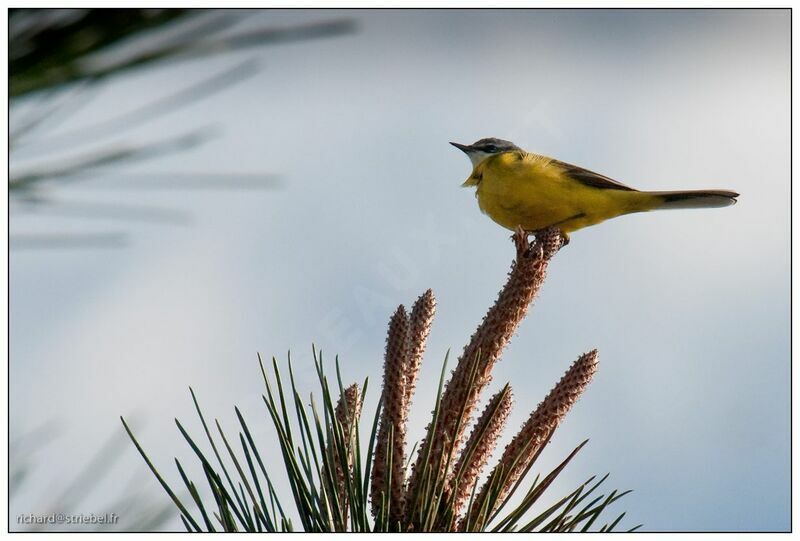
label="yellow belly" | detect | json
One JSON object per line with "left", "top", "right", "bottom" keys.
{"left": 473, "top": 154, "right": 660, "bottom": 234}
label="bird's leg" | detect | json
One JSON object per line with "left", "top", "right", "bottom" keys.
{"left": 512, "top": 225, "right": 533, "bottom": 258}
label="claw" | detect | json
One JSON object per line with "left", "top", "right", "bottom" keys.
{"left": 512, "top": 225, "right": 530, "bottom": 258}
{"left": 531, "top": 226, "right": 565, "bottom": 260}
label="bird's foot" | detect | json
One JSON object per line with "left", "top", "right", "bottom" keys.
{"left": 512, "top": 225, "right": 533, "bottom": 258}
{"left": 532, "top": 226, "right": 567, "bottom": 260}
{"left": 513, "top": 226, "right": 569, "bottom": 259}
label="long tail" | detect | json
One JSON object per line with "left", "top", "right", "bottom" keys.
{"left": 649, "top": 189, "right": 739, "bottom": 210}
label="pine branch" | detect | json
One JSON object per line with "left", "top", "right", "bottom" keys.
{"left": 370, "top": 306, "right": 410, "bottom": 528}
{"left": 321, "top": 383, "right": 361, "bottom": 530}
{"left": 465, "top": 349, "right": 599, "bottom": 529}
{"left": 407, "top": 226, "right": 563, "bottom": 523}
{"left": 404, "top": 289, "right": 436, "bottom": 412}
{"left": 447, "top": 384, "right": 513, "bottom": 524}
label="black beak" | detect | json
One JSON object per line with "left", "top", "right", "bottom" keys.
{"left": 450, "top": 141, "right": 472, "bottom": 153}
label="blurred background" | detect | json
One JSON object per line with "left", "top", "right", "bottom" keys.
{"left": 9, "top": 8, "right": 789, "bottom": 532}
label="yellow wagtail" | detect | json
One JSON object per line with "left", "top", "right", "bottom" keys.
{"left": 452, "top": 138, "right": 738, "bottom": 243}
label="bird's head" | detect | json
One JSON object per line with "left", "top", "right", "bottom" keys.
{"left": 450, "top": 137, "right": 520, "bottom": 167}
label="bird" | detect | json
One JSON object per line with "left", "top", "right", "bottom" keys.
{"left": 452, "top": 137, "right": 738, "bottom": 244}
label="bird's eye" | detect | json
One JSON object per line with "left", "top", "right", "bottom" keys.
{"left": 485, "top": 145, "right": 497, "bottom": 152}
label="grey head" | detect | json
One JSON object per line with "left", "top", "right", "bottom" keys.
{"left": 450, "top": 137, "right": 521, "bottom": 167}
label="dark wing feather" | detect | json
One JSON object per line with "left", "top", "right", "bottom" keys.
{"left": 551, "top": 158, "right": 636, "bottom": 191}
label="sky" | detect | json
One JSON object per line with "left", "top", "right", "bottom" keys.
{"left": 9, "top": 9, "right": 790, "bottom": 532}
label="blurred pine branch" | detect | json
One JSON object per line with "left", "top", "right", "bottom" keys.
{"left": 10, "top": 9, "right": 356, "bottom": 97}
{"left": 9, "top": 9, "right": 356, "bottom": 249}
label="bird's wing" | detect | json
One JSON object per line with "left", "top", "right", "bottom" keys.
{"left": 550, "top": 158, "right": 636, "bottom": 191}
